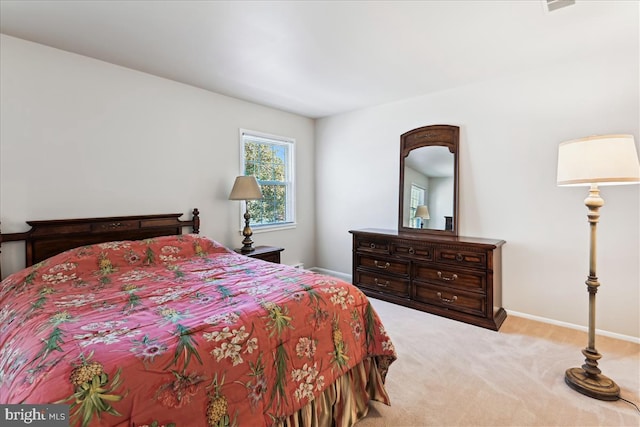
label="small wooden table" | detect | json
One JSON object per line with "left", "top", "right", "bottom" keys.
{"left": 234, "top": 246, "right": 284, "bottom": 264}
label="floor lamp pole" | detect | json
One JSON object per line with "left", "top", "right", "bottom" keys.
{"left": 564, "top": 184, "right": 620, "bottom": 401}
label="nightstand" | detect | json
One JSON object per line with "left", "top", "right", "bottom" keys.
{"left": 235, "top": 246, "right": 284, "bottom": 264}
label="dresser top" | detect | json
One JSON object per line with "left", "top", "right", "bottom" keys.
{"left": 349, "top": 228, "right": 505, "bottom": 248}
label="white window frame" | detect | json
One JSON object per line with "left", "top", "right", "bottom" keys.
{"left": 239, "top": 129, "right": 296, "bottom": 232}
{"left": 409, "top": 183, "right": 426, "bottom": 228}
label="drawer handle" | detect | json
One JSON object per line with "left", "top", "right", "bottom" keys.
{"left": 437, "top": 292, "right": 458, "bottom": 304}
{"left": 370, "top": 243, "right": 376, "bottom": 249}
{"left": 109, "top": 222, "right": 122, "bottom": 228}
{"left": 374, "top": 261, "right": 390, "bottom": 269}
{"left": 374, "top": 278, "right": 389, "bottom": 287}
{"left": 455, "top": 253, "right": 464, "bottom": 262}
{"left": 408, "top": 247, "right": 415, "bottom": 255}
{"left": 437, "top": 271, "right": 458, "bottom": 281}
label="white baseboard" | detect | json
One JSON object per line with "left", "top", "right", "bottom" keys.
{"left": 307, "top": 267, "right": 639, "bottom": 344}
{"left": 506, "top": 310, "right": 639, "bottom": 344}
{"left": 308, "top": 267, "right": 351, "bottom": 282}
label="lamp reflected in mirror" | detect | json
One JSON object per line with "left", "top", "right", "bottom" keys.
{"left": 415, "top": 205, "right": 430, "bottom": 228}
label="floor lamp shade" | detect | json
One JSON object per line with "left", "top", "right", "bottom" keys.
{"left": 557, "top": 133, "right": 639, "bottom": 401}
{"left": 557, "top": 134, "right": 640, "bottom": 186}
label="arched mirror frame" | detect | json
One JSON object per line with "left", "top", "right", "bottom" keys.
{"left": 398, "top": 124, "right": 459, "bottom": 237}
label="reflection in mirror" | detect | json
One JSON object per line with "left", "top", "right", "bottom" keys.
{"left": 402, "top": 146, "right": 454, "bottom": 230}
{"left": 398, "top": 125, "right": 459, "bottom": 236}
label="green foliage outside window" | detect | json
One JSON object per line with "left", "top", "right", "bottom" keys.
{"left": 243, "top": 139, "right": 291, "bottom": 226}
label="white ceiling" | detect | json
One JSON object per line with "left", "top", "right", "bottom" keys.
{"left": 0, "top": 1, "right": 637, "bottom": 119}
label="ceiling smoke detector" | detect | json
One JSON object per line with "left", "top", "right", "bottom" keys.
{"left": 544, "top": 0, "right": 576, "bottom": 12}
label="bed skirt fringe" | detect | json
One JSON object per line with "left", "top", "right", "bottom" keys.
{"left": 275, "top": 356, "right": 393, "bottom": 427}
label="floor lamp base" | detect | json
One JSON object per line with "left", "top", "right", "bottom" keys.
{"left": 565, "top": 367, "right": 620, "bottom": 401}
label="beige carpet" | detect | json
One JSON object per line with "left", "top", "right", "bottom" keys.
{"left": 358, "top": 298, "right": 640, "bottom": 427}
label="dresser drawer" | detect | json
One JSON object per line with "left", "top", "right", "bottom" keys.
{"left": 435, "top": 248, "right": 487, "bottom": 270}
{"left": 413, "top": 282, "right": 486, "bottom": 317}
{"left": 391, "top": 241, "right": 433, "bottom": 260}
{"left": 354, "top": 237, "right": 390, "bottom": 254}
{"left": 413, "top": 263, "right": 486, "bottom": 292}
{"left": 355, "top": 270, "right": 410, "bottom": 298}
{"left": 256, "top": 252, "right": 280, "bottom": 263}
{"left": 356, "top": 253, "right": 410, "bottom": 276}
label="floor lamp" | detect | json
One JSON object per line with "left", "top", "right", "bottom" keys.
{"left": 229, "top": 175, "right": 263, "bottom": 253}
{"left": 557, "top": 134, "right": 640, "bottom": 401}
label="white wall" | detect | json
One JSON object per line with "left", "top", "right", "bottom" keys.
{"left": 426, "top": 176, "right": 453, "bottom": 230}
{"left": 0, "top": 35, "right": 316, "bottom": 274}
{"left": 315, "top": 50, "right": 639, "bottom": 338}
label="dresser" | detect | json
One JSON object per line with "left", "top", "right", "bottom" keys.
{"left": 350, "top": 229, "right": 506, "bottom": 330}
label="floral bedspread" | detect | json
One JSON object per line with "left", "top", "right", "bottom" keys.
{"left": 0, "top": 234, "right": 396, "bottom": 426}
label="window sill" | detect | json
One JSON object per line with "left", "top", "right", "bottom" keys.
{"left": 239, "top": 223, "right": 297, "bottom": 234}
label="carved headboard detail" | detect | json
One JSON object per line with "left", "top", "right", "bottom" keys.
{"left": 0, "top": 208, "right": 200, "bottom": 278}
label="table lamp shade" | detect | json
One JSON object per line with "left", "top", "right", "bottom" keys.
{"left": 557, "top": 134, "right": 640, "bottom": 186}
{"left": 415, "top": 205, "right": 430, "bottom": 219}
{"left": 229, "top": 176, "right": 263, "bottom": 200}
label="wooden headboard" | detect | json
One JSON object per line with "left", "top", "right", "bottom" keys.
{"left": 0, "top": 208, "right": 200, "bottom": 277}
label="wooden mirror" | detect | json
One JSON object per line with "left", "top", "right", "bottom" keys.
{"left": 398, "top": 125, "right": 459, "bottom": 236}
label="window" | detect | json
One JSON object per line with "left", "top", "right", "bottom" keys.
{"left": 409, "top": 184, "right": 426, "bottom": 228}
{"left": 240, "top": 129, "right": 295, "bottom": 230}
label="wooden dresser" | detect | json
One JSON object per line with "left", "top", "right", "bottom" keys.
{"left": 350, "top": 228, "right": 506, "bottom": 330}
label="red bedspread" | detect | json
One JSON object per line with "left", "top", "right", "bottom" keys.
{"left": 0, "top": 235, "right": 396, "bottom": 426}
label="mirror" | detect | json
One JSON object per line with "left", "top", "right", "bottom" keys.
{"left": 398, "top": 125, "right": 459, "bottom": 236}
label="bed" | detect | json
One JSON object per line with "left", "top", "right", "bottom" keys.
{"left": 0, "top": 210, "right": 396, "bottom": 427}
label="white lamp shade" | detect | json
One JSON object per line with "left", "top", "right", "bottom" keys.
{"left": 228, "top": 176, "right": 263, "bottom": 200}
{"left": 415, "top": 205, "right": 430, "bottom": 219}
{"left": 557, "top": 134, "right": 640, "bottom": 186}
